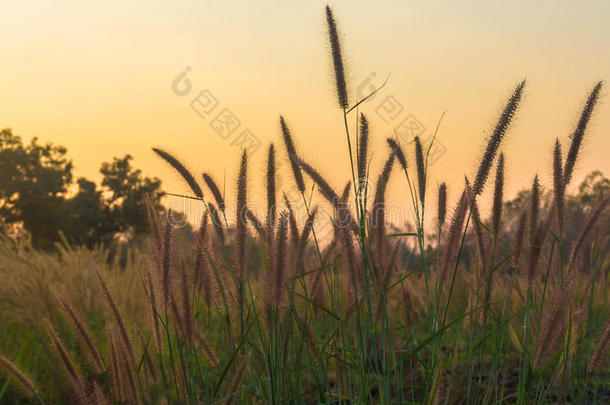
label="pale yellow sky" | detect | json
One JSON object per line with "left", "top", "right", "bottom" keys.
{"left": 1, "top": 0, "right": 608, "bottom": 224}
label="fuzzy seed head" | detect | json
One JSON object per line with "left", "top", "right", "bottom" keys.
{"left": 473, "top": 80, "right": 525, "bottom": 195}
{"left": 202, "top": 173, "right": 225, "bottom": 212}
{"left": 325, "top": 5, "right": 349, "bottom": 109}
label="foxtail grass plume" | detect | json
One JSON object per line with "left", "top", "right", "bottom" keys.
{"left": 280, "top": 116, "right": 305, "bottom": 193}
{"left": 357, "top": 113, "right": 369, "bottom": 188}
{"left": 299, "top": 205, "right": 319, "bottom": 250}
{"left": 144, "top": 196, "right": 163, "bottom": 256}
{"left": 386, "top": 138, "right": 407, "bottom": 170}
{"left": 529, "top": 175, "right": 540, "bottom": 244}
{"left": 299, "top": 159, "right": 341, "bottom": 206}
{"left": 372, "top": 151, "right": 396, "bottom": 276}
{"left": 179, "top": 258, "right": 194, "bottom": 346}
{"left": 414, "top": 136, "right": 426, "bottom": 206}
{"left": 94, "top": 269, "right": 136, "bottom": 366}
{"left": 195, "top": 212, "right": 212, "bottom": 306}
{"left": 492, "top": 153, "right": 504, "bottom": 235}
{"left": 202, "top": 173, "right": 225, "bottom": 212}
{"left": 43, "top": 319, "right": 85, "bottom": 395}
{"left": 552, "top": 139, "right": 564, "bottom": 234}
{"left": 527, "top": 176, "right": 540, "bottom": 286}
{"left": 266, "top": 144, "right": 277, "bottom": 233}
{"left": 0, "top": 353, "right": 39, "bottom": 399}
{"left": 512, "top": 210, "right": 527, "bottom": 268}
{"left": 295, "top": 205, "right": 319, "bottom": 278}
{"left": 269, "top": 212, "right": 288, "bottom": 310}
{"left": 340, "top": 209, "right": 361, "bottom": 298}
{"left": 437, "top": 183, "right": 447, "bottom": 228}
{"left": 242, "top": 208, "right": 260, "bottom": 231}
{"left": 439, "top": 189, "right": 468, "bottom": 285}
{"left": 325, "top": 5, "right": 349, "bottom": 109}
{"left": 224, "top": 356, "right": 250, "bottom": 405}
{"left": 341, "top": 181, "right": 352, "bottom": 202}
{"left": 161, "top": 213, "right": 174, "bottom": 308}
{"left": 236, "top": 149, "right": 248, "bottom": 281}
{"left": 57, "top": 296, "right": 106, "bottom": 375}
{"left": 170, "top": 290, "right": 186, "bottom": 341}
{"left": 473, "top": 80, "right": 525, "bottom": 195}
{"left": 534, "top": 279, "right": 575, "bottom": 368}
{"left": 283, "top": 193, "right": 300, "bottom": 249}
{"left": 92, "top": 381, "right": 110, "bottom": 405}
{"left": 152, "top": 148, "right": 203, "bottom": 199}
{"left": 194, "top": 329, "right": 219, "bottom": 368}
{"left": 145, "top": 270, "right": 163, "bottom": 352}
{"left": 105, "top": 324, "right": 122, "bottom": 403}
{"left": 300, "top": 159, "right": 358, "bottom": 235}
{"left": 208, "top": 203, "right": 225, "bottom": 246}
{"left": 382, "top": 239, "right": 401, "bottom": 292}
{"left": 564, "top": 81, "right": 603, "bottom": 186}
{"left": 588, "top": 319, "right": 610, "bottom": 372}
{"left": 296, "top": 314, "right": 320, "bottom": 363}
{"left": 465, "top": 180, "right": 487, "bottom": 270}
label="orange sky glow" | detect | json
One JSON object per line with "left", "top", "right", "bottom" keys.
{"left": 1, "top": 0, "right": 609, "bottom": 227}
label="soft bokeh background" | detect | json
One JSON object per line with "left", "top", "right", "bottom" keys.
{"left": 1, "top": 0, "right": 608, "bottom": 224}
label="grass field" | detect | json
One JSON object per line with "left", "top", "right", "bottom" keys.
{"left": 1, "top": 5, "right": 609, "bottom": 404}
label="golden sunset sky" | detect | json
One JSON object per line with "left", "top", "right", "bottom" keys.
{"left": 1, "top": 0, "right": 608, "bottom": 224}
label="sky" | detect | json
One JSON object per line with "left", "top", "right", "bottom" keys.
{"left": 1, "top": 0, "right": 609, "bottom": 226}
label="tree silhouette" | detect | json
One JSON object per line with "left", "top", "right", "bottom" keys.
{"left": 0, "top": 128, "right": 164, "bottom": 249}
{"left": 0, "top": 129, "right": 72, "bottom": 248}
{"left": 99, "top": 155, "right": 164, "bottom": 238}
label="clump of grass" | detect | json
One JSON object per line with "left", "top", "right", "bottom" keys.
{"left": 1, "top": 6, "right": 609, "bottom": 405}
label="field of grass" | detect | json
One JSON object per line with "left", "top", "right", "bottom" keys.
{"left": 1, "top": 5, "right": 610, "bottom": 405}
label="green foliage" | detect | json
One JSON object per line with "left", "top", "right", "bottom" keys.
{"left": 0, "top": 129, "right": 73, "bottom": 249}
{"left": 578, "top": 170, "right": 610, "bottom": 206}
{"left": 99, "top": 155, "right": 164, "bottom": 237}
{"left": 0, "top": 128, "right": 164, "bottom": 249}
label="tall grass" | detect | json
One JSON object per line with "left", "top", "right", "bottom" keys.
{"left": 0, "top": 5, "right": 609, "bottom": 405}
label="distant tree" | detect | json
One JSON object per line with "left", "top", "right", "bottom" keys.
{"left": 503, "top": 171, "right": 609, "bottom": 224}
{"left": 503, "top": 187, "right": 552, "bottom": 222}
{"left": 65, "top": 178, "right": 107, "bottom": 247}
{"left": 577, "top": 170, "right": 610, "bottom": 206}
{"left": 0, "top": 129, "right": 73, "bottom": 248}
{"left": 100, "top": 155, "right": 164, "bottom": 236}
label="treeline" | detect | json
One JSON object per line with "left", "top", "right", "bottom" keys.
{"left": 0, "top": 128, "right": 164, "bottom": 249}
{"left": 1, "top": 127, "right": 609, "bottom": 255}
